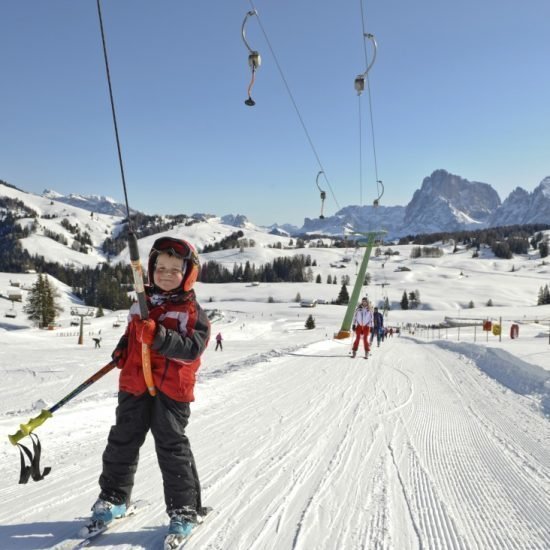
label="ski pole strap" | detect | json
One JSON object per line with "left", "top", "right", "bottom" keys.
{"left": 16, "top": 433, "right": 51, "bottom": 484}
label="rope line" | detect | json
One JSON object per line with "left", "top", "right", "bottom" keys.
{"left": 96, "top": 0, "right": 133, "bottom": 229}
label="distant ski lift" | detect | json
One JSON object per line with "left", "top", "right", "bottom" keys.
{"left": 113, "top": 314, "right": 125, "bottom": 328}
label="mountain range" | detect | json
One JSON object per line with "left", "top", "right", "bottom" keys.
{"left": 299, "top": 170, "right": 550, "bottom": 238}
{"left": 2, "top": 169, "right": 550, "bottom": 243}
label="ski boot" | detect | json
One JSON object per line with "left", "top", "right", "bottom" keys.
{"left": 79, "top": 498, "right": 127, "bottom": 537}
{"left": 91, "top": 498, "right": 127, "bottom": 524}
{"left": 165, "top": 507, "right": 198, "bottom": 549}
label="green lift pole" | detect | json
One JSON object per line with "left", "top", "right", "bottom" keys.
{"left": 335, "top": 231, "right": 382, "bottom": 339}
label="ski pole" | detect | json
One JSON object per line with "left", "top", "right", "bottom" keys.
{"left": 8, "top": 361, "right": 116, "bottom": 445}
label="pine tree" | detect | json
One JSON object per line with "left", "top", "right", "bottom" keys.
{"left": 400, "top": 291, "right": 409, "bottom": 310}
{"left": 336, "top": 284, "right": 349, "bottom": 305}
{"left": 24, "top": 274, "right": 62, "bottom": 327}
{"left": 305, "top": 314, "right": 315, "bottom": 329}
{"left": 408, "top": 290, "right": 419, "bottom": 309}
{"left": 24, "top": 273, "right": 45, "bottom": 326}
{"left": 96, "top": 305, "right": 105, "bottom": 317}
{"left": 538, "top": 284, "right": 550, "bottom": 305}
{"left": 295, "top": 292, "right": 302, "bottom": 303}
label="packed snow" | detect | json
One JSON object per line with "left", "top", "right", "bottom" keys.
{"left": 0, "top": 218, "right": 549, "bottom": 548}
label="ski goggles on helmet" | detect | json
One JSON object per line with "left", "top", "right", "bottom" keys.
{"left": 151, "top": 237, "right": 197, "bottom": 263}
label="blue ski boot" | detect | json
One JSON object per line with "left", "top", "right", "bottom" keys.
{"left": 91, "top": 498, "right": 127, "bottom": 525}
{"left": 167, "top": 506, "right": 197, "bottom": 537}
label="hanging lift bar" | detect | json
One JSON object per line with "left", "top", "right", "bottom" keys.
{"left": 373, "top": 179, "right": 384, "bottom": 206}
{"left": 354, "top": 33, "right": 378, "bottom": 95}
{"left": 316, "top": 171, "right": 327, "bottom": 219}
{"left": 242, "top": 10, "right": 261, "bottom": 106}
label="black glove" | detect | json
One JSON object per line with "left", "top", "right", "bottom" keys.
{"left": 352, "top": 325, "right": 356, "bottom": 331}
{"left": 111, "top": 335, "right": 128, "bottom": 368}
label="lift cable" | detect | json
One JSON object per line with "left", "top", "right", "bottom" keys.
{"left": 246, "top": 0, "right": 341, "bottom": 214}
{"left": 358, "top": 0, "right": 382, "bottom": 203}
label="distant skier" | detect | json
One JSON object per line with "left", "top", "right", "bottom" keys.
{"left": 351, "top": 296, "right": 373, "bottom": 358}
{"left": 215, "top": 332, "right": 223, "bottom": 351}
{"left": 93, "top": 337, "right": 102, "bottom": 349}
{"left": 87, "top": 237, "right": 211, "bottom": 543}
{"left": 370, "top": 307, "right": 384, "bottom": 347}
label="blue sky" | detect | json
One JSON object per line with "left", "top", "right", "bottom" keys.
{"left": 1, "top": 1, "right": 549, "bottom": 226}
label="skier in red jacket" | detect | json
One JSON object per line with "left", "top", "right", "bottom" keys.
{"left": 88, "top": 237, "right": 210, "bottom": 540}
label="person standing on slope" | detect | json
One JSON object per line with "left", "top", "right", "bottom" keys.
{"left": 351, "top": 296, "right": 373, "bottom": 358}
{"left": 370, "top": 307, "right": 384, "bottom": 347}
{"left": 88, "top": 237, "right": 210, "bottom": 541}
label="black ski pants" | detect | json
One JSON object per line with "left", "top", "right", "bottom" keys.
{"left": 99, "top": 390, "right": 201, "bottom": 514}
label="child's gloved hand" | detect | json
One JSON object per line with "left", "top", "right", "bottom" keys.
{"left": 352, "top": 325, "right": 357, "bottom": 331}
{"left": 134, "top": 319, "right": 157, "bottom": 346}
{"left": 111, "top": 347, "right": 127, "bottom": 368}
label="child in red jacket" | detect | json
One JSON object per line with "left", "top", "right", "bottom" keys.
{"left": 87, "top": 237, "right": 210, "bottom": 540}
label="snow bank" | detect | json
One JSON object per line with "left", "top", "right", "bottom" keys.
{"left": 435, "top": 340, "right": 550, "bottom": 415}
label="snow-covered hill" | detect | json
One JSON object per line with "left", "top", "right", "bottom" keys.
{"left": 41, "top": 190, "right": 132, "bottom": 218}
{"left": 1, "top": 195, "right": 550, "bottom": 547}
{"left": 1, "top": 181, "right": 296, "bottom": 269}
{"left": 0, "top": 258, "right": 549, "bottom": 548}
{"left": 5, "top": 169, "right": 550, "bottom": 244}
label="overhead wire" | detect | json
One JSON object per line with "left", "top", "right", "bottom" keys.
{"left": 96, "top": 0, "right": 133, "bottom": 227}
{"left": 246, "top": 0, "right": 342, "bottom": 213}
{"left": 246, "top": 1, "right": 382, "bottom": 236}
{"left": 359, "top": 0, "right": 381, "bottom": 203}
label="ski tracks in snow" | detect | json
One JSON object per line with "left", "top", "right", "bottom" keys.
{"left": 189, "top": 337, "right": 550, "bottom": 549}
{"left": 1, "top": 334, "right": 549, "bottom": 549}
{"left": 385, "top": 341, "right": 550, "bottom": 550}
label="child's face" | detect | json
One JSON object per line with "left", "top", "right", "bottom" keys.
{"left": 154, "top": 253, "right": 184, "bottom": 291}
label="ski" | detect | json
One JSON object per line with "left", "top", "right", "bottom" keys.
{"left": 163, "top": 507, "right": 213, "bottom": 550}
{"left": 47, "top": 500, "right": 146, "bottom": 550}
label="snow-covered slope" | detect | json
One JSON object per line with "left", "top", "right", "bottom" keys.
{"left": 1, "top": 229, "right": 549, "bottom": 548}
{"left": 0, "top": 299, "right": 548, "bottom": 549}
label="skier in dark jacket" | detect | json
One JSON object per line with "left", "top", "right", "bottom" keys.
{"left": 370, "top": 307, "right": 384, "bottom": 347}
{"left": 88, "top": 237, "right": 210, "bottom": 541}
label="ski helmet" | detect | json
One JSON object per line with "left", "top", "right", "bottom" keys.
{"left": 148, "top": 236, "right": 200, "bottom": 292}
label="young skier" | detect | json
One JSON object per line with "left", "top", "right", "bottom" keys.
{"left": 214, "top": 332, "right": 223, "bottom": 351}
{"left": 351, "top": 296, "right": 373, "bottom": 358}
{"left": 87, "top": 236, "right": 210, "bottom": 542}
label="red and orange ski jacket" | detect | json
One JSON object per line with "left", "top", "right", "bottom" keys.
{"left": 113, "top": 288, "right": 210, "bottom": 402}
